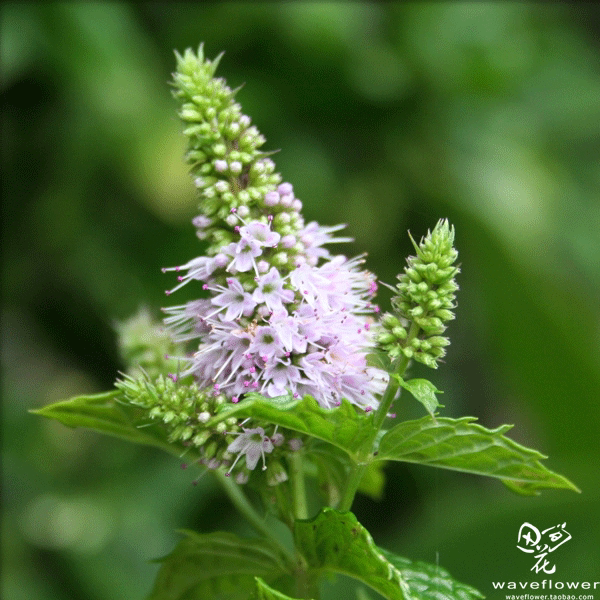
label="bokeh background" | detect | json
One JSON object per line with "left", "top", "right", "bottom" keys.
{"left": 2, "top": 3, "right": 599, "bottom": 599}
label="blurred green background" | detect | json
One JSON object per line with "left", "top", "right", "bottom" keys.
{"left": 2, "top": 3, "right": 599, "bottom": 599}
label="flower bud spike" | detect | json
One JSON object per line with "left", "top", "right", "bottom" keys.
{"left": 378, "top": 220, "right": 459, "bottom": 370}
{"left": 208, "top": 51, "right": 225, "bottom": 76}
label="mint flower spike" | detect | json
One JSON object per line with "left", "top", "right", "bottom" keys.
{"left": 378, "top": 219, "right": 459, "bottom": 369}
{"left": 115, "top": 372, "right": 288, "bottom": 482}
{"left": 161, "top": 45, "right": 389, "bottom": 445}
{"left": 171, "top": 44, "right": 285, "bottom": 256}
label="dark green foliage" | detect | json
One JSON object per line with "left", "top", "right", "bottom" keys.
{"left": 148, "top": 531, "right": 291, "bottom": 600}
{"left": 377, "top": 416, "right": 579, "bottom": 495}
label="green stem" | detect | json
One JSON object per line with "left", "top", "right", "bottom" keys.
{"left": 288, "top": 451, "right": 308, "bottom": 520}
{"left": 372, "top": 364, "right": 402, "bottom": 435}
{"left": 338, "top": 321, "right": 420, "bottom": 512}
{"left": 338, "top": 462, "right": 367, "bottom": 512}
{"left": 213, "top": 470, "right": 296, "bottom": 565}
{"left": 295, "top": 554, "right": 320, "bottom": 599}
{"left": 372, "top": 320, "right": 420, "bottom": 432}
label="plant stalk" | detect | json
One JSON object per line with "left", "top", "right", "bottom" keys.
{"left": 288, "top": 451, "right": 308, "bottom": 520}
{"left": 338, "top": 462, "right": 367, "bottom": 512}
{"left": 295, "top": 554, "right": 320, "bottom": 599}
{"left": 338, "top": 321, "right": 420, "bottom": 512}
{"left": 372, "top": 320, "right": 420, "bottom": 433}
{"left": 213, "top": 470, "right": 296, "bottom": 565}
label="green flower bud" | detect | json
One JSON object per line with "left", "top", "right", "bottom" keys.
{"left": 274, "top": 212, "right": 291, "bottom": 226}
{"left": 272, "top": 252, "right": 288, "bottom": 267}
{"left": 180, "top": 426, "right": 194, "bottom": 441}
{"left": 192, "top": 430, "right": 211, "bottom": 447}
{"left": 392, "top": 326, "right": 407, "bottom": 339}
{"left": 388, "top": 346, "right": 403, "bottom": 359}
{"left": 428, "top": 336, "right": 450, "bottom": 347}
{"left": 148, "top": 406, "right": 163, "bottom": 419}
{"left": 419, "top": 340, "right": 432, "bottom": 352}
{"left": 435, "top": 309, "right": 455, "bottom": 321}
{"left": 379, "top": 220, "right": 459, "bottom": 369}
{"left": 413, "top": 352, "right": 438, "bottom": 369}
{"left": 203, "top": 441, "right": 218, "bottom": 460}
{"left": 382, "top": 313, "right": 400, "bottom": 329}
{"left": 377, "top": 332, "right": 396, "bottom": 345}
{"left": 163, "top": 410, "right": 177, "bottom": 424}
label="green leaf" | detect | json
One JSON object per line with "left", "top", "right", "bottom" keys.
{"left": 356, "top": 589, "right": 377, "bottom": 600}
{"left": 253, "top": 578, "right": 306, "bottom": 600}
{"left": 30, "top": 391, "right": 190, "bottom": 458}
{"left": 207, "top": 394, "right": 376, "bottom": 462}
{"left": 394, "top": 376, "right": 443, "bottom": 416}
{"left": 31, "top": 390, "right": 378, "bottom": 465}
{"left": 367, "top": 351, "right": 393, "bottom": 372}
{"left": 294, "top": 508, "right": 412, "bottom": 600}
{"left": 379, "top": 548, "right": 484, "bottom": 600}
{"left": 149, "top": 531, "right": 290, "bottom": 600}
{"left": 377, "top": 416, "right": 580, "bottom": 495}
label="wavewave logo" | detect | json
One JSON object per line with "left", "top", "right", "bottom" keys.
{"left": 516, "top": 522, "right": 572, "bottom": 574}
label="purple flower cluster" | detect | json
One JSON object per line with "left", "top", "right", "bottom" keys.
{"left": 162, "top": 183, "right": 387, "bottom": 411}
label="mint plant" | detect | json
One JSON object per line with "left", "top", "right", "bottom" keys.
{"left": 33, "top": 45, "right": 579, "bottom": 600}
